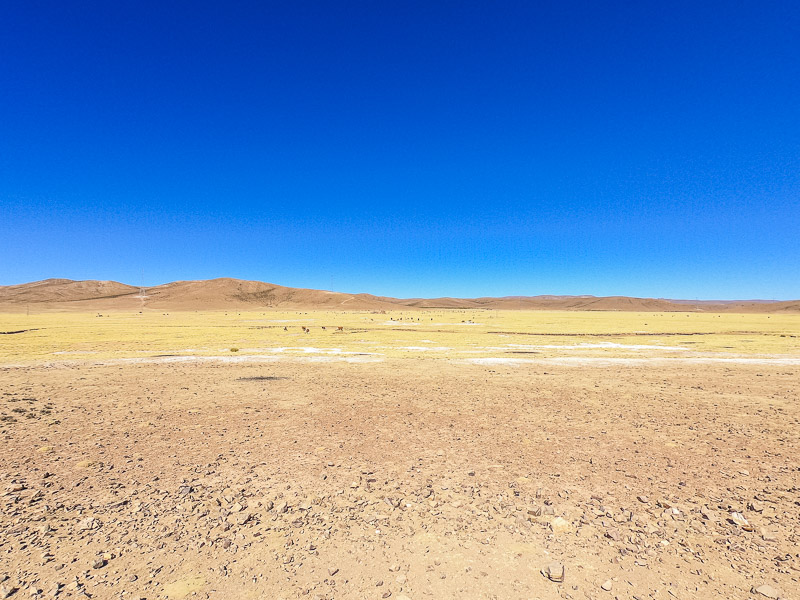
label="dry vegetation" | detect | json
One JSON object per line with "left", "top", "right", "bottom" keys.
{"left": 1, "top": 309, "right": 799, "bottom": 599}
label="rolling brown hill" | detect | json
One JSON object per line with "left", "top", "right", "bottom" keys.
{"left": 0, "top": 277, "right": 797, "bottom": 312}
{"left": 0, "top": 279, "right": 139, "bottom": 305}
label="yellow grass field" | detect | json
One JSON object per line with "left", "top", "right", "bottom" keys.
{"left": 2, "top": 309, "right": 799, "bottom": 364}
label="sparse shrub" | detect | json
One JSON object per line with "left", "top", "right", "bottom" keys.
{"left": 230, "top": 348, "right": 239, "bottom": 352}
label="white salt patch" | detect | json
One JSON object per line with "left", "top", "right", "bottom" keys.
{"left": 398, "top": 346, "right": 452, "bottom": 351}
{"left": 29, "top": 354, "right": 386, "bottom": 368}
{"left": 264, "top": 347, "right": 367, "bottom": 355}
{"left": 463, "top": 356, "right": 800, "bottom": 366}
{"left": 466, "top": 358, "right": 528, "bottom": 365}
{"left": 498, "top": 342, "right": 690, "bottom": 351}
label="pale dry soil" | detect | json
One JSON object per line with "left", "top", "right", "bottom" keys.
{"left": 1, "top": 360, "right": 798, "bottom": 600}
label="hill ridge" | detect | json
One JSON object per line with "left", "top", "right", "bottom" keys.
{"left": 0, "top": 277, "right": 798, "bottom": 313}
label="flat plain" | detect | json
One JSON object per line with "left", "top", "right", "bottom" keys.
{"left": 1, "top": 309, "right": 799, "bottom": 599}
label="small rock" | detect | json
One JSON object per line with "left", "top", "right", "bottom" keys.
{"left": 760, "top": 529, "right": 778, "bottom": 542}
{"left": 542, "top": 562, "right": 565, "bottom": 583}
{"left": 0, "top": 587, "right": 16, "bottom": 600}
{"left": 276, "top": 502, "right": 288, "bottom": 514}
{"left": 601, "top": 580, "right": 613, "bottom": 591}
{"left": 78, "top": 517, "right": 101, "bottom": 531}
{"left": 729, "top": 512, "right": 753, "bottom": 530}
{"left": 752, "top": 584, "right": 780, "bottom": 599}
{"left": 91, "top": 557, "right": 105, "bottom": 569}
{"left": 328, "top": 567, "right": 339, "bottom": 577}
{"left": 637, "top": 495, "right": 649, "bottom": 503}
{"left": 550, "top": 516, "right": 571, "bottom": 534}
{"left": 395, "top": 574, "right": 407, "bottom": 585}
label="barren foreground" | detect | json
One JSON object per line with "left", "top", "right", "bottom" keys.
{"left": 1, "top": 312, "right": 799, "bottom": 600}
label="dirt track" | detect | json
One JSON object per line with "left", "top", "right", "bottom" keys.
{"left": 1, "top": 358, "right": 798, "bottom": 599}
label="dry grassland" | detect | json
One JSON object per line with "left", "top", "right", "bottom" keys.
{"left": 2, "top": 309, "right": 799, "bottom": 363}
{"left": 1, "top": 310, "right": 799, "bottom": 600}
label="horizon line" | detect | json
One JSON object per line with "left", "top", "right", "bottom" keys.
{"left": 2, "top": 276, "right": 797, "bottom": 304}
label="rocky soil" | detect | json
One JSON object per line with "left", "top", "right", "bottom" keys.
{"left": 1, "top": 360, "right": 798, "bottom": 599}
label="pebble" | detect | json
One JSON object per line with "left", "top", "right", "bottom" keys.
{"left": 752, "top": 584, "right": 780, "bottom": 599}
{"left": 729, "top": 512, "right": 753, "bottom": 530}
{"left": 550, "top": 516, "right": 571, "bottom": 534}
{"left": 601, "top": 580, "right": 613, "bottom": 591}
{"left": 78, "top": 517, "right": 101, "bottom": 531}
{"left": 0, "top": 585, "right": 17, "bottom": 598}
{"left": 760, "top": 529, "right": 778, "bottom": 542}
{"left": 542, "top": 562, "right": 565, "bottom": 583}
{"left": 91, "top": 557, "right": 105, "bottom": 569}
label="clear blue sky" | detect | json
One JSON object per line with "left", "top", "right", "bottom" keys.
{"left": 1, "top": 1, "right": 798, "bottom": 299}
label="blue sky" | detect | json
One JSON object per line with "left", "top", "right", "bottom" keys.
{"left": 1, "top": 1, "right": 798, "bottom": 299}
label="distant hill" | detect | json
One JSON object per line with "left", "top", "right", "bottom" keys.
{"left": 0, "top": 277, "right": 797, "bottom": 313}
{"left": 0, "top": 279, "right": 139, "bottom": 305}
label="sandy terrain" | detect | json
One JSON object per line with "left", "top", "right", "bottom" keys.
{"left": 1, "top": 310, "right": 799, "bottom": 600}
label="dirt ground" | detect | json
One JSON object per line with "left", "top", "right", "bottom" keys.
{"left": 1, "top": 311, "right": 799, "bottom": 599}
